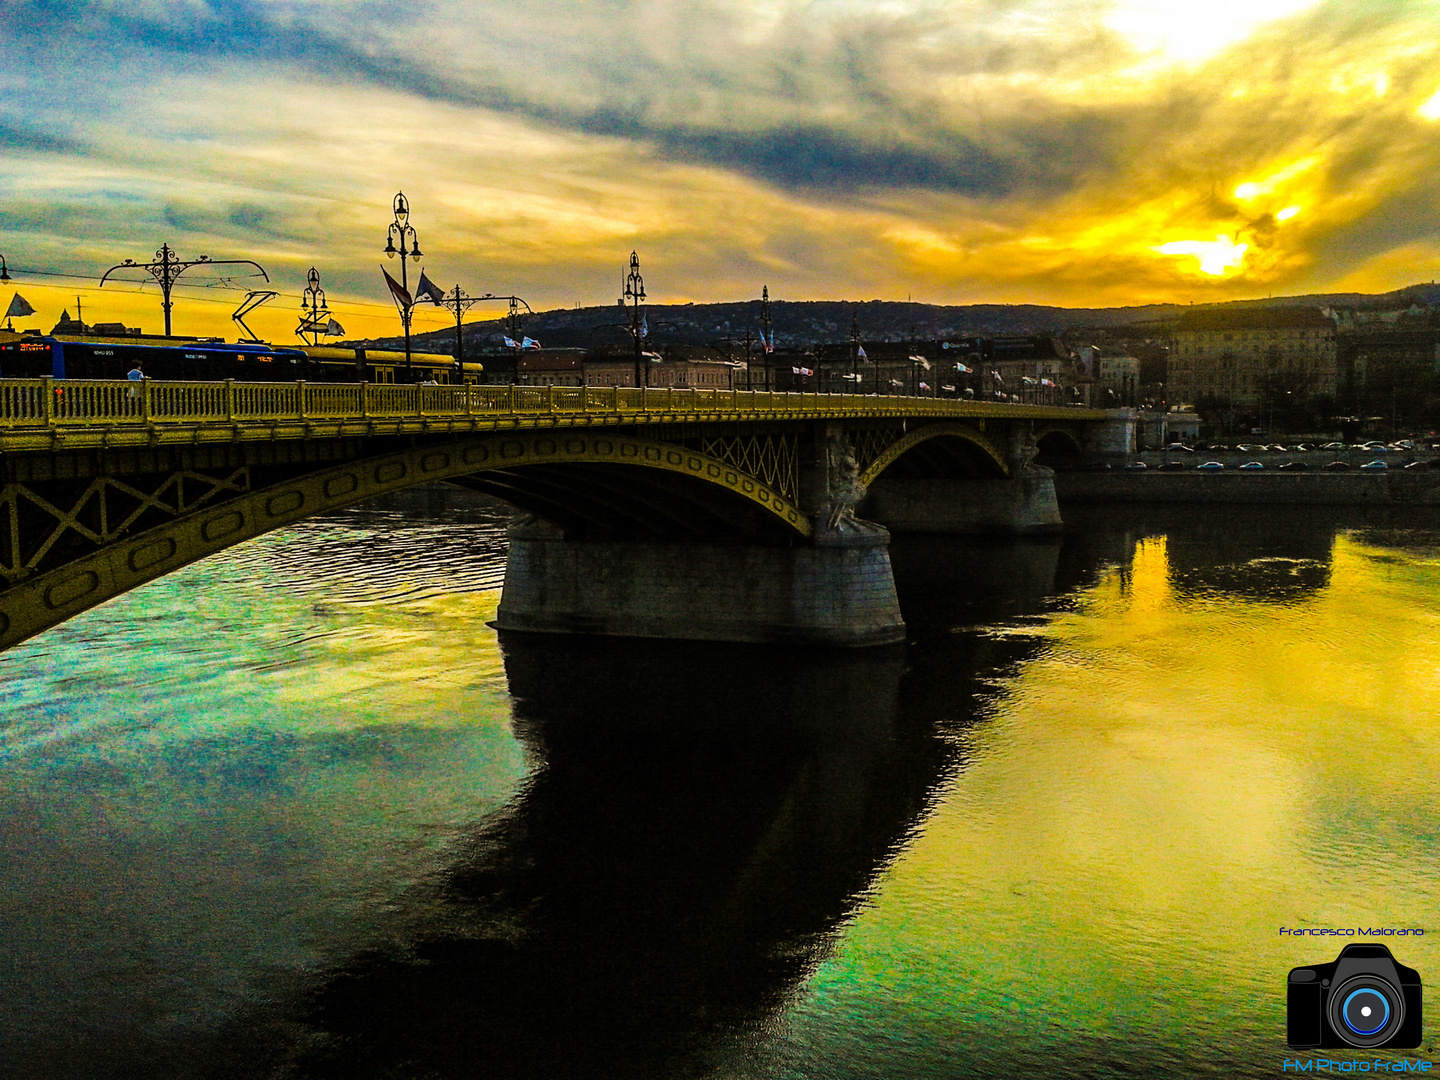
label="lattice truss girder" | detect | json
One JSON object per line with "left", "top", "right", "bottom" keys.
{"left": 847, "top": 427, "right": 902, "bottom": 476}
{"left": 688, "top": 433, "right": 800, "bottom": 503}
{"left": 0, "top": 467, "right": 251, "bottom": 584}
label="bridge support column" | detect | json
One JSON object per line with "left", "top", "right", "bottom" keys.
{"left": 494, "top": 517, "right": 905, "bottom": 647}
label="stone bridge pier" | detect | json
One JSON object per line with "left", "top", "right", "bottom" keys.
{"left": 495, "top": 418, "right": 1065, "bottom": 647}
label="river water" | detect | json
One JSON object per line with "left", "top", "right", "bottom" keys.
{"left": 2, "top": 488, "right": 1438, "bottom": 1078}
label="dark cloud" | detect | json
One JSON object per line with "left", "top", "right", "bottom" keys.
{"left": 0, "top": 119, "right": 87, "bottom": 156}
{"left": 0, "top": 0, "right": 1118, "bottom": 200}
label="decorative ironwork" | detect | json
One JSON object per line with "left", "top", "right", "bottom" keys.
{"left": 693, "top": 432, "right": 799, "bottom": 502}
{"left": 0, "top": 466, "right": 251, "bottom": 584}
{"left": 847, "top": 426, "right": 901, "bottom": 476}
{"left": 100, "top": 244, "right": 269, "bottom": 337}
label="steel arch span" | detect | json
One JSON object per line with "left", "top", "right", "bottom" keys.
{"left": 0, "top": 432, "right": 806, "bottom": 652}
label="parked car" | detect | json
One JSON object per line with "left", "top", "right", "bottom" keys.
{"left": 1360, "top": 460, "right": 1388, "bottom": 470}
{"left": 1197, "top": 461, "right": 1224, "bottom": 470}
{"left": 1158, "top": 461, "right": 1187, "bottom": 471}
{"left": 1321, "top": 442, "right": 1347, "bottom": 450}
{"left": 1279, "top": 461, "right": 1310, "bottom": 470}
{"left": 1324, "top": 461, "right": 1351, "bottom": 470}
{"left": 1126, "top": 461, "right": 1148, "bottom": 470}
{"left": 1239, "top": 461, "right": 1264, "bottom": 470}
{"left": 1165, "top": 442, "right": 1194, "bottom": 452}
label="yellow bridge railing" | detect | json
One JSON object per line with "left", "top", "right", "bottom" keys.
{"left": 0, "top": 377, "right": 1102, "bottom": 429}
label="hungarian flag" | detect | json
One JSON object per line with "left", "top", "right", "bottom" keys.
{"left": 5, "top": 293, "right": 36, "bottom": 319}
{"left": 381, "top": 266, "right": 413, "bottom": 308}
{"left": 415, "top": 271, "right": 445, "bottom": 305}
{"left": 325, "top": 318, "right": 345, "bottom": 336}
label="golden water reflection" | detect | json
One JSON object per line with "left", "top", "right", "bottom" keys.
{"left": 766, "top": 523, "right": 1440, "bottom": 1077}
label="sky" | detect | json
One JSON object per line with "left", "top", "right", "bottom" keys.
{"left": 2, "top": 0, "right": 1440, "bottom": 341}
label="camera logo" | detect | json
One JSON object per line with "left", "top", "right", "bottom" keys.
{"left": 1288, "top": 944, "right": 1423, "bottom": 1049}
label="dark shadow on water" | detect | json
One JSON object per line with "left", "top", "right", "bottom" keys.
{"left": 275, "top": 550, "right": 1081, "bottom": 1079}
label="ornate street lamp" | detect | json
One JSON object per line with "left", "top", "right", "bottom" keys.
{"left": 298, "top": 268, "right": 331, "bottom": 346}
{"left": 623, "top": 251, "right": 646, "bottom": 389}
{"left": 384, "top": 192, "right": 423, "bottom": 371}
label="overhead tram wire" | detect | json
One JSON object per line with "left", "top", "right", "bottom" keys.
{"left": 1, "top": 262, "right": 459, "bottom": 334}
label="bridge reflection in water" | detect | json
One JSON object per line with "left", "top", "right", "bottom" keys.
{"left": 244, "top": 535, "right": 1070, "bottom": 1079}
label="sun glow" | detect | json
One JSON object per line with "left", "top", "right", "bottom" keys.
{"left": 1276, "top": 205, "right": 1301, "bottom": 222}
{"left": 1418, "top": 89, "right": 1440, "bottom": 121}
{"left": 1153, "top": 235, "right": 1249, "bottom": 276}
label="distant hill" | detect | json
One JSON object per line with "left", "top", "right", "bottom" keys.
{"left": 353, "top": 282, "right": 1440, "bottom": 354}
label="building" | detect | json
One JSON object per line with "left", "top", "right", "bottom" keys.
{"left": 1167, "top": 306, "right": 1338, "bottom": 409}
{"left": 515, "top": 346, "right": 737, "bottom": 389}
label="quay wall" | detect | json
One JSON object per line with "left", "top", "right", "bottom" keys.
{"left": 1054, "top": 469, "right": 1440, "bottom": 505}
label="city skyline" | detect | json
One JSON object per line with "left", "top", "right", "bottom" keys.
{"left": 2, "top": 1, "right": 1439, "bottom": 340}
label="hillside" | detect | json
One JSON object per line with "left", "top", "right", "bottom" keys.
{"left": 354, "top": 282, "right": 1440, "bottom": 354}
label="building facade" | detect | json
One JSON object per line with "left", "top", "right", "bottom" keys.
{"left": 1168, "top": 307, "right": 1338, "bottom": 408}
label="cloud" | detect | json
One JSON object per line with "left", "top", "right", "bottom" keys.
{"left": 3, "top": 0, "right": 1440, "bottom": 318}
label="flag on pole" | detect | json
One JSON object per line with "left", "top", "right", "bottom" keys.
{"left": 640, "top": 315, "right": 648, "bottom": 339}
{"left": 325, "top": 318, "right": 345, "bottom": 336}
{"left": 521, "top": 337, "right": 541, "bottom": 349}
{"left": 414, "top": 271, "right": 445, "bottom": 305}
{"left": 919, "top": 381, "right": 930, "bottom": 390}
{"left": 5, "top": 293, "right": 36, "bottom": 319}
{"left": 762, "top": 329, "right": 774, "bottom": 354}
{"left": 954, "top": 362, "right": 971, "bottom": 373}
{"left": 992, "top": 370, "right": 1004, "bottom": 383}
{"left": 381, "top": 266, "right": 413, "bottom": 309}
{"left": 504, "top": 336, "right": 521, "bottom": 349}
{"left": 911, "top": 356, "right": 930, "bottom": 370}
{"left": 856, "top": 345, "right": 867, "bottom": 360}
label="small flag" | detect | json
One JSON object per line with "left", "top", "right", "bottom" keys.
{"left": 5, "top": 293, "right": 36, "bottom": 319}
{"left": 992, "top": 370, "right": 1004, "bottom": 383}
{"left": 941, "top": 384, "right": 955, "bottom": 392}
{"left": 954, "top": 363, "right": 971, "bottom": 373}
{"left": 503, "top": 336, "right": 521, "bottom": 349}
{"left": 1040, "top": 378, "right": 1055, "bottom": 387}
{"left": 796, "top": 366, "right": 812, "bottom": 376}
{"left": 640, "top": 315, "right": 648, "bottom": 339}
{"left": 521, "top": 336, "right": 540, "bottom": 349}
{"left": 325, "top": 318, "right": 345, "bottom": 336}
{"left": 381, "top": 266, "right": 413, "bottom": 309}
{"left": 856, "top": 345, "right": 867, "bottom": 360}
{"left": 919, "top": 381, "right": 930, "bottom": 390}
{"left": 911, "top": 356, "right": 930, "bottom": 370}
{"left": 762, "top": 329, "right": 774, "bottom": 354}
{"left": 415, "top": 271, "right": 446, "bottom": 305}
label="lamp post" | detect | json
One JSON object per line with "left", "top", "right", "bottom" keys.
{"left": 430, "top": 287, "right": 530, "bottom": 382}
{"left": 623, "top": 251, "right": 646, "bottom": 389}
{"left": 759, "top": 284, "right": 772, "bottom": 392}
{"left": 384, "top": 192, "right": 423, "bottom": 373}
{"left": 850, "top": 310, "right": 861, "bottom": 391}
{"left": 299, "top": 268, "right": 329, "bottom": 346}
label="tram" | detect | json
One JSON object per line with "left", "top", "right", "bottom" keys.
{"left": 0, "top": 331, "right": 479, "bottom": 384}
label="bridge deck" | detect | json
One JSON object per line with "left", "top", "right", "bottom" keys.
{"left": 0, "top": 379, "right": 1103, "bottom": 451}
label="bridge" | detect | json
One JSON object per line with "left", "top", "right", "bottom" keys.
{"left": 0, "top": 378, "right": 1123, "bottom": 650}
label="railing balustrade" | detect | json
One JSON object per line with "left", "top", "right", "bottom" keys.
{"left": 0, "top": 378, "right": 1093, "bottom": 431}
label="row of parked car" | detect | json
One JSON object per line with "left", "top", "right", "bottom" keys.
{"left": 1160, "top": 440, "right": 1434, "bottom": 453}
{"left": 1118, "top": 459, "right": 1437, "bottom": 471}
